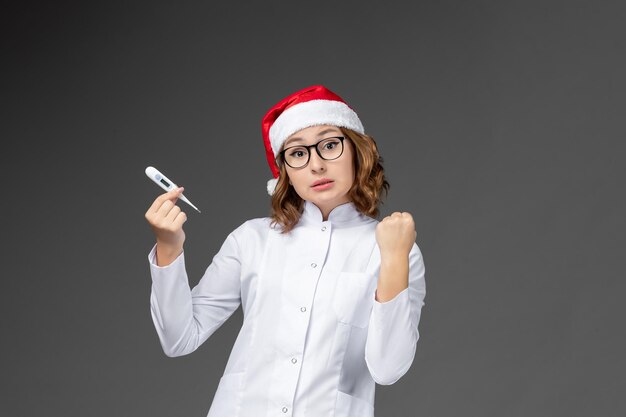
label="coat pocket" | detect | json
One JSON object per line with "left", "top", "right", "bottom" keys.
{"left": 335, "top": 390, "right": 375, "bottom": 417}
{"left": 332, "top": 272, "right": 375, "bottom": 329}
{"left": 207, "top": 371, "right": 244, "bottom": 417}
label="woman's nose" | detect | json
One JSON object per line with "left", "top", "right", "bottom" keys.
{"left": 309, "top": 149, "right": 326, "bottom": 171}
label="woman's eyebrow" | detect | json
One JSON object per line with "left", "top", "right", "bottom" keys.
{"left": 285, "top": 128, "right": 341, "bottom": 146}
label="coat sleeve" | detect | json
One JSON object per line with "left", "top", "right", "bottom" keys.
{"left": 147, "top": 222, "right": 244, "bottom": 357}
{"left": 364, "top": 241, "right": 426, "bottom": 385}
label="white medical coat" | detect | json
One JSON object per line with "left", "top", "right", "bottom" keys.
{"left": 147, "top": 200, "right": 426, "bottom": 417}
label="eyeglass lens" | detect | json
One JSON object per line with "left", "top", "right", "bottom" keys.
{"left": 284, "top": 138, "right": 343, "bottom": 168}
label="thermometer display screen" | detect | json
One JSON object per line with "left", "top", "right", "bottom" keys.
{"left": 160, "top": 178, "right": 171, "bottom": 187}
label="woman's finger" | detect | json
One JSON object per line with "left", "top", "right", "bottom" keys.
{"left": 165, "top": 204, "right": 182, "bottom": 224}
{"left": 148, "top": 187, "right": 184, "bottom": 214}
{"left": 172, "top": 211, "right": 187, "bottom": 230}
{"left": 155, "top": 199, "right": 174, "bottom": 221}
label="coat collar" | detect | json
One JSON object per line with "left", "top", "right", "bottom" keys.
{"left": 300, "top": 200, "right": 374, "bottom": 228}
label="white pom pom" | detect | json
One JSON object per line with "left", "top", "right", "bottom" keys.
{"left": 267, "top": 177, "right": 278, "bottom": 195}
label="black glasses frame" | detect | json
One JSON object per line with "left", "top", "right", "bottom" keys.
{"left": 277, "top": 136, "right": 346, "bottom": 169}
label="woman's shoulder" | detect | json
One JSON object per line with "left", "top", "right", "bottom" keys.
{"left": 230, "top": 216, "right": 276, "bottom": 240}
{"left": 240, "top": 215, "right": 275, "bottom": 230}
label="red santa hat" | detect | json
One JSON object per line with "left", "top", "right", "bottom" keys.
{"left": 262, "top": 85, "right": 365, "bottom": 195}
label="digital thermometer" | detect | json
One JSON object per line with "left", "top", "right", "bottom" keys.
{"left": 145, "top": 166, "right": 201, "bottom": 213}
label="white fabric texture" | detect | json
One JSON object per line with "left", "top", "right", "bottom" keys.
{"left": 147, "top": 200, "right": 426, "bottom": 417}
{"left": 266, "top": 177, "right": 278, "bottom": 196}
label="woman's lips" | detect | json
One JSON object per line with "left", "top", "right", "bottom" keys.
{"left": 312, "top": 181, "right": 334, "bottom": 190}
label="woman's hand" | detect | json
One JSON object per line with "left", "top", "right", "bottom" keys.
{"left": 144, "top": 187, "right": 187, "bottom": 266}
{"left": 375, "top": 211, "right": 416, "bottom": 259}
{"left": 374, "top": 212, "right": 416, "bottom": 302}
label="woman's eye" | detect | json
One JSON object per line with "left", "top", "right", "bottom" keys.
{"left": 289, "top": 150, "right": 305, "bottom": 158}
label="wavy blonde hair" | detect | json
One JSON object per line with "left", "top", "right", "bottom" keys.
{"left": 268, "top": 127, "right": 390, "bottom": 234}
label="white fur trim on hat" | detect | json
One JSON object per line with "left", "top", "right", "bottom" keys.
{"left": 269, "top": 99, "right": 364, "bottom": 157}
{"left": 267, "top": 177, "right": 278, "bottom": 195}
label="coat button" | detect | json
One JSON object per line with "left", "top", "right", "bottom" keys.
{"left": 291, "top": 357, "right": 297, "bottom": 363}
{"left": 300, "top": 307, "right": 306, "bottom": 312}
{"left": 282, "top": 406, "right": 288, "bottom": 413}
{"left": 321, "top": 226, "right": 327, "bottom": 231}
{"left": 311, "top": 263, "right": 317, "bottom": 268}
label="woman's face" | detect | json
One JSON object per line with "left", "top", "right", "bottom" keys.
{"left": 282, "top": 124, "right": 355, "bottom": 218}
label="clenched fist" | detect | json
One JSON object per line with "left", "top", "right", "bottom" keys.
{"left": 144, "top": 186, "right": 188, "bottom": 266}
{"left": 375, "top": 211, "right": 416, "bottom": 259}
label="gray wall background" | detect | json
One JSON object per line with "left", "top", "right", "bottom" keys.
{"left": 2, "top": 1, "right": 624, "bottom": 416}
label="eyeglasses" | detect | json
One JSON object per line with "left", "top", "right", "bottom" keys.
{"left": 277, "top": 136, "right": 346, "bottom": 169}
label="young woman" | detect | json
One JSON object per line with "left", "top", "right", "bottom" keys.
{"left": 144, "top": 85, "right": 427, "bottom": 417}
